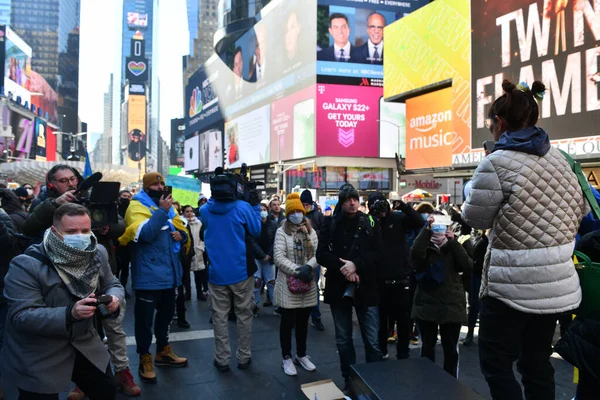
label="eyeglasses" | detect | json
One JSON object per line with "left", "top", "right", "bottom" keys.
{"left": 368, "top": 25, "right": 384, "bottom": 30}
{"left": 53, "top": 176, "right": 78, "bottom": 185}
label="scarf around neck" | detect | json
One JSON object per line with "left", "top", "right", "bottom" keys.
{"left": 43, "top": 228, "right": 101, "bottom": 299}
{"left": 284, "top": 220, "right": 313, "bottom": 266}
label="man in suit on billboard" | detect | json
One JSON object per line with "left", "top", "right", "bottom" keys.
{"left": 317, "top": 13, "right": 354, "bottom": 63}
{"left": 355, "top": 13, "right": 385, "bottom": 65}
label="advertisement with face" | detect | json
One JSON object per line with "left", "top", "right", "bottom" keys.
{"left": 316, "top": 83, "right": 380, "bottom": 157}
{"left": 127, "top": 94, "right": 146, "bottom": 172}
{"left": 270, "top": 86, "right": 316, "bottom": 161}
{"left": 225, "top": 104, "right": 270, "bottom": 169}
{"left": 34, "top": 118, "right": 47, "bottom": 161}
{"left": 405, "top": 87, "right": 454, "bottom": 170}
{"left": 316, "top": 0, "right": 428, "bottom": 80}
{"left": 379, "top": 99, "right": 406, "bottom": 158}
{"left": 472, "top": 0, "right": 600, "bottom": 151}
{"left": 171, "top": 118, "right": 185, "bottom": 166}
{"left": 184, "top": 134, "right": 200, "bottom": 174}
{"left": 3, "top": 26, "right": 32, "bottom": 105}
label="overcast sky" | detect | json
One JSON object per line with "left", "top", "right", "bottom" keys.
{"left": 79, "top": 0, "right": 189, "bottom": 150}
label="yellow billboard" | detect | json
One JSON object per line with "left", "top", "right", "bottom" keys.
{"left": 127, "top": 94, "right": 147, "bottom": 175}
{"left": 384, "top": 0, "right": 471, "bottom": 158}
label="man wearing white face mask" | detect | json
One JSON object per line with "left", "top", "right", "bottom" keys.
{"left": 1, "top": 203, "right": 123, "bottom": 399}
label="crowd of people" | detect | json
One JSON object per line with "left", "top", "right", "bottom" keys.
{"left": 0, "top": 78, "right": 599, "bottom": 400}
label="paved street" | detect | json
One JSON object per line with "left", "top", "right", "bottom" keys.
{"left": 3, "top": 286, "right": 578, "bottom": 399}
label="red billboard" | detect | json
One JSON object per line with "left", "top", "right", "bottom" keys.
{"left": 29, "top": 71, "right": 58, "bottom": 125}
{"left": 316, "top": 83, "right": 380, "bottom": 157}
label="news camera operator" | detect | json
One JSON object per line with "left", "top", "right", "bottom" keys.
{"left": 1, "top": 203, "right": 123, "bottom": 399}
{"left": 199, "top": 166, "right": 262, "bottom": 372}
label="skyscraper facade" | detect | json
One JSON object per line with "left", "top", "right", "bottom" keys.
{"left": 186, "top": 0, "right": 199, "bottom": 57}
{"left": 183, "top": 0, "right": 218, "bottom": 84}
{"left": 101, "top": 74, "right": 113, "bottom": 164}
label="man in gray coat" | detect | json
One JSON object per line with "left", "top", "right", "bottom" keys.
{"left": 1, "top": 203, "right": 123, "bottom": 399}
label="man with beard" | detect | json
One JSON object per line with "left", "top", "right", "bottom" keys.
{"left": 119, "top": 172, "right": 190, "bottom": 384}
{"left": 1, "top": 203, "right": 123, "bottom": 399}
{"left": 22, "top": 164, "right": 82, "bottom": 240}
{"left": 367, "top": 192, "right": 424, "bottom": 360}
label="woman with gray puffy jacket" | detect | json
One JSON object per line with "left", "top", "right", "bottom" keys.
{"left": 462, "top": 79, "right": 589, "bottom": 400}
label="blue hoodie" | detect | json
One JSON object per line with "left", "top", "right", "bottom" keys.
{"left": 492, "top": 126, "right": 551, "bottom": 156}
{"left": 199, "top": 199, "right": 262, "bottom": 285}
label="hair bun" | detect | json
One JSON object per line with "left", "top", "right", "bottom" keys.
{"left": 502, "top": 79, "right": 517, "bottom": 93}
{"left": 531, "top": 80, "right": 546, "bottom": 95}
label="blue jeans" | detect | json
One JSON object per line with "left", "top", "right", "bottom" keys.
{"left": 254, "top": 259, "right": 275, "bottom": 306}
{"left": 311, "top": 265, "right": 321, "bottom": 319}
{"left": 330, "top": 301, "right": 382, "bottom": 381}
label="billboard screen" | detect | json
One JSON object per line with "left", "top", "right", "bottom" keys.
{"left": 3, "top": 26, "right": 32, "bottom": 105}
{"left": 224, "top": 104, "right": 270, "bottom": 169}
{"left": 127, "top": 12, "right": 148, "bottom": 30}
{"left": 316, "top": 0, "right": 428, "bottom": 81}
{"left": 127, "top": 94, "right": 146, "bottom": 172}
{"left": 29, "top": 71, "right": 58, "bottom": 124}
{"left": 46, "top": 125, "right": 56, "bottom": 161}
{"left": 198, "top": 123, "right": 224, "bottom": 174}
{"left": 171, "top": 118, "right": 185, "bottom": 167}
{"left": 472, "top": 0, "right": 600, "bottom": 152}
{"left": 184, "top": 134, "right": 200, "bottom": 173}
{"left": 270, "top": 86, "right": 316, "bottom": 161}
{"left": 34, "top": 118, "right": 47, "bottom": 161}
{"left": 316, "top": 83, "right": 380, "bottom": 157}
{"left": 405, "top": 87, "right": 454, "bottom": 170}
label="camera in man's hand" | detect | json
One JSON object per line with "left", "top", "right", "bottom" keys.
{"left": 95, "top": 294, "right": 113, "bottom": 318}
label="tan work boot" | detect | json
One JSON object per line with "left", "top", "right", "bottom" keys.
{"left": 115, "top": 367, "right": 142, "bottom": 396}
{"left": 138, "top": 353, "right": 157, "bottom": 383}
{"left": 155, "top": 344, "right": 188, "bottom": 367}
{"left": 66, "top": 386, "right": 85, "bottom": 400}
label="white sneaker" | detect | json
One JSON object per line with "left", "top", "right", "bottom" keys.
{"left": 282, "top": 357, "right": 297, "bottom": 376}
{"left": 382, "top": 353, "right": 389, "bottom": 360}
{"left": 295, "top": 355, "right": 316, "bottom": 371}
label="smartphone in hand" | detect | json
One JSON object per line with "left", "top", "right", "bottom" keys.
{"left": 164, "top": 185, "right": 173, "bottom": 196}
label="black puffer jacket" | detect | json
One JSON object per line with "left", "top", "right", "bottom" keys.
{"left": 305, "top": 208, "right": 325, "bottom": 235}
{"left": 555, "top": 317, "right": 600, "bottom": 382}
{"left": 249, "top": 218, "right": 278, "bottom": 260}
{"left": 377, "top": 204, "right": 424, "bottom": 279}
{"left": 0, "top": 208, "right": 16, "bottom": 305}
{"left": 317, "top": 212, "right": 383, "bottom": 307}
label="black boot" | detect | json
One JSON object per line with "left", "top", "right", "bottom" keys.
{"left": 463, "top": 328, "right": 474, "bottom": 346}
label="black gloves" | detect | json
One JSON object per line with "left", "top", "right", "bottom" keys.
{"left": 295, "top": 264, "right": 314, "bottom": 283}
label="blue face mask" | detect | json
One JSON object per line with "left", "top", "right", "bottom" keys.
{"left": 63, "top": 233, "right": 92, "bottom": 250}
{"left": 431, "top": 224, "right": 447, "bottom": 233}
{"left": 260, "top": 210, "right": 269, "bottom": 219}
{"left": 288, "top": 212, "right": 304, "bottom": 225}
{"left": 421, "top": 213, "right": 429, "bottom": 221}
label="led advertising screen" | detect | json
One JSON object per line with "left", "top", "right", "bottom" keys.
{"left": 224, "top": 104, "right": 270, "bottom": 169}
{"left": 405, "top": 88, "right": 454, "bottom": 170}
{"left": 29, "top": 71, "right": 58, "bottom": 124}
{"left": 379, "top": 99, "right": 406, "bottom": 159}
{"left": 170, "top": 118, "right": 185, "bottom": 167}
{"left": 270, "top": 86, "right": 316, "bottom": 161}
{"left": 46, "top": 125, "right": 56, "bottom": 162}
{"left": 34, "top": 118, "right": 47, "bottom": 161}
{"left": 472, "top": 0, "right": 600, "bottom": 155}
{"left": 316, "top": 83, "right": 380, "bottom": 157}
{"left": 127, "top": 12, "right": 148, "bottom": 30}
{"left": 2, "top": 26, "right": 32, "bottom": 105}
{"left": 184, "top": 134, "right": 200, "bottom": 173}
{"left": 186, "top": 57, "right": 223, "bottom": 137}
{"left": 198, "top": 124, "right": 223, "bottom": 174}
{"left": 316, "top": 0, "right": 428, "bottom": 82}
{"left": 127, "top": 94, "right": 146, "bottom": 172}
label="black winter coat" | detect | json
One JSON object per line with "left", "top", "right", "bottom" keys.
{"left": 249, "top": 218, "right": 278, "bottom": 260}
{"left": 555, "top": 317, "right": 600, "bottom": 383}
{"left": 305, "top": 209, "right": 325, "bottom": 235}
{"left": 0, "top": 208, "right": 16, "bottom": 304}
{"left": 95, "top": 215, "right": 127, "bottom": 274}
{"left": 410, "top": 228, "right": 472, "bottom": 324}
{"left": 0, "top": 188, "right": 27, "bottom": 233}
{"left": 317, "top": 211, "right": 383, "bottom": 307}
{"left": 377, "top": 205, "right": 425, "bottom": 279}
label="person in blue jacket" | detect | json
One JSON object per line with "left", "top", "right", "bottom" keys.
{"left": 120, "top": 172, "right": 190, "bottom": 384}
{"left": 200, "top": 187, "right": 262, "bottom": 373}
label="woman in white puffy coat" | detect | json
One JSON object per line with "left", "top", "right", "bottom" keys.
{"left": 273, "top": 193, "right": 319, "bottom": 376}
{"left": 182, "top": 205, "right": 208, "bottom": 300}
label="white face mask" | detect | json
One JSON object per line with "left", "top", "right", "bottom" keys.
{"left": 63, "top": 233, "right": 92, "bottom": 250}
{"left": 288, "top": 212, "right": 304, "bottom": 225}
{"left": 260, "top": 210, "right": 269, "bottom": 219}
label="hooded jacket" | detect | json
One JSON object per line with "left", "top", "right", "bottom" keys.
{"left": 199, "top": 199, "right": 262, "bottom": 285}
{"left": 0, "top": 208, "right": 15, "bottom": 305}
{"left": 0, "top": 188, "right": 27, "bottom": 233}
{"left": 462, "top": 127, "right": 589, "bottom": 314}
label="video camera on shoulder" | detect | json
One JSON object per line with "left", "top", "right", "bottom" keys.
{"left": 210, "top": 163, "right": 262, "bottom": 205}
{"left": 74, "top": 172, "right": 120, "bottom": 227}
